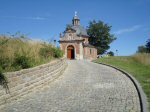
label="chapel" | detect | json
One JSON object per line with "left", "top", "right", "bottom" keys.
{"left": 59, "top": 12, "right": 97, "bottom": 60}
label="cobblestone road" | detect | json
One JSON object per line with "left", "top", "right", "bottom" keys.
{"left": 1, "top": 60, "right": 141, "bottom": 112}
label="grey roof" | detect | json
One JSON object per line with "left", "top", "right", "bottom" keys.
{"left": 83, "top": 43, "right": 95, "bottom": 48}
{"left": 71, "top": 25, "right": 88, "bottom": 37}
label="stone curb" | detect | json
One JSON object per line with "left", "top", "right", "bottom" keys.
{"left": 94, "top": 62, "right": 149, "bottom": 112}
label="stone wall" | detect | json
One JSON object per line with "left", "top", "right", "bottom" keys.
{"left": 84, "top": 47, "right": 97, "bottom": 60}
{"left": 0, "top": 58, "right": 67, "bottom": 106}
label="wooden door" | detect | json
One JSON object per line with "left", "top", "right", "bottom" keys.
{"left": 67, "top": 45, "right": 74, "bottom": 59}
{"left": 67, "top": 49, "right": 71, "bottom": 59}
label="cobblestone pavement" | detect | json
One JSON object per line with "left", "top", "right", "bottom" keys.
{"left": 1, "top": 60, "right": 141, "bottom": 112}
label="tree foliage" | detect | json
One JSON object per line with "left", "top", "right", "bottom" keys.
{"left": 87, "top": 20, "right": 116, "bottom": 54}
{"left": 137, "top": 45, "right": 147, "bottom": 53}
{"left": 107, "top": 51, "right": 114, "bottom": 56}
{"left": 137, "top": 39, "right": 150, "bottom": 53}
{"left": 146, "top": 39, "right": 150, "bottom": 53}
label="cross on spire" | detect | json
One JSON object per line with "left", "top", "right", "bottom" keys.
{"left": 75, "top": 11, "right": 77, "bottom": 16}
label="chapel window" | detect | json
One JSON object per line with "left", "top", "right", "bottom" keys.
{"left": 90, "top": 49, "right": 92, "bottom": 54}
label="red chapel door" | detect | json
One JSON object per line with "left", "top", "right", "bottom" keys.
{"left": 67, "top": 45, "right": 74, "bottom": 59}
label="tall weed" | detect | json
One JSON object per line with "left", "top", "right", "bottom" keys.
{"left": 0, "top": 35, "right": 63, "bottom": 72}
{"left": 132, "top": 53, "right": 150, "bottom": 66}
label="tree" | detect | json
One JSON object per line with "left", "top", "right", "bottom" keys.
{"left": 87, "top": 20, "right": 116, "bottom": 54}
{"left": 145, "top": 39, "right": 150, "bottom": 53}
{"left": 137, "top": 39, "right": 150, "bottom": 53}
{"left": 107, "top": 51, "right": 114, "bottom": 56}
{"left": 137, "top": 45, "right": 147, "bottom": 53}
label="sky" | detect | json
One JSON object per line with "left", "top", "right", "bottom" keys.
{"left": 0, "top": 0, "right": 150, "bottom": 56}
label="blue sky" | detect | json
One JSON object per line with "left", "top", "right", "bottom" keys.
{"left": 0, "top": 0, "right": 150, "bottom": 56}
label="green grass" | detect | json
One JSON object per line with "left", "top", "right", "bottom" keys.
{"left": 95, "top": 55, "right": 150, "bottom": 110}
{"left": 0, "top": 36, "right": 63, "bottom": 72}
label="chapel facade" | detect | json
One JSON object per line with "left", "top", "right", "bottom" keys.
{"left": 59, "top": 13, "right": 97, "bottom": 60}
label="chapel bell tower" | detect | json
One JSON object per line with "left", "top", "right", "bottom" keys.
{"left": 72, "top": 11, "right": 80, "bottom": 26}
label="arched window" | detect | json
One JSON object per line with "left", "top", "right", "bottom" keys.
{"left": 90, "top": 49, "right": 92, "bottom": 54}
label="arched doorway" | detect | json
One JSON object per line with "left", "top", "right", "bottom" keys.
{"left": 67, "top": 45, "right": 75, "bottom": 59}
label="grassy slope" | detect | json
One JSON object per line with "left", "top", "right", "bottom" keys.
{"left": 0, "top": 36, "right": 63, "bottom": 72}
{"left": 0, "top": 36, "right": 63, "bottom": 92}
{"left": 95, "top": 56, "right": 150, "bottom": 110}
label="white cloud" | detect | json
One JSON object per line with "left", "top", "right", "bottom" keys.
{"left": 28, "top": 16, "right": 46, "bottom": 20}
{"left": 114, "top": 25, "right": 142, "bottom": 35}
{"left": 0, "top": 16, "right": 47, "bottom": 20}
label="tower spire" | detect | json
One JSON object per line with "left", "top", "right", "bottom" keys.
{"left": 72, "top": 11, "right": 80, "bottom": 26}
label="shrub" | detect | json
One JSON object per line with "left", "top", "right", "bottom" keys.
{"left": 53, "top": 48, "right": 63, "bottom": 58}
{"left": 39, "top": 45, "right": 63, "bottom": 59}
{"left": 13, "top": 55, "right": 31, "bottom": 69}
{"left": 0, "top": 57, "right": 12, "bottom": 70}
{"left": 39, "top": 45, "right": 54, "bottom": 59}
